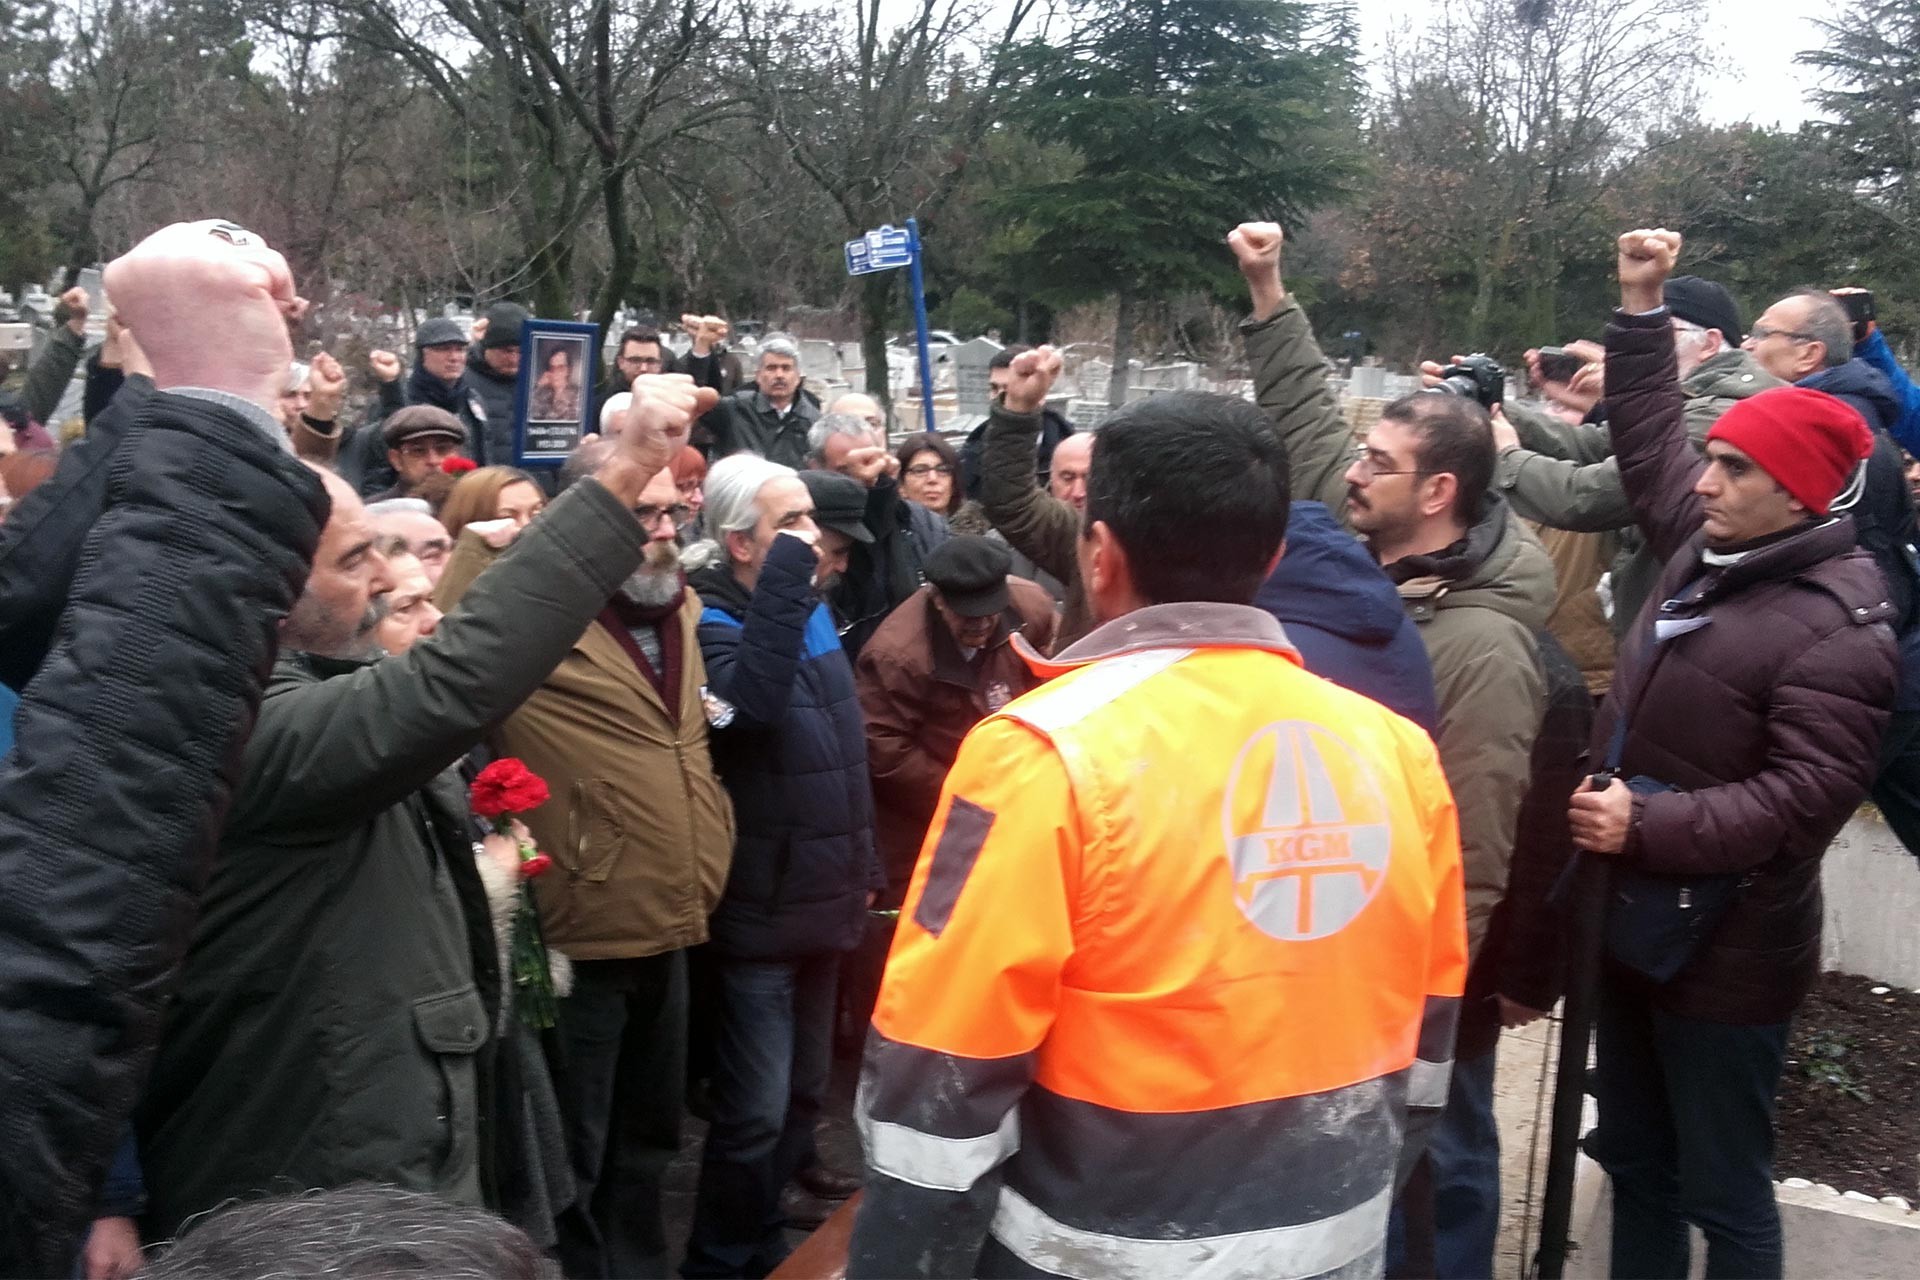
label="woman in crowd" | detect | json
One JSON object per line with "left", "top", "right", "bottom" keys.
{"left": 439, "top": 466, "right": 547, "bottom": 542}
{"left": 894, "top": 433, "right": 965, "bottom": 518}
{"left": 671, "top": 445, "right": 708, "bottom": 542}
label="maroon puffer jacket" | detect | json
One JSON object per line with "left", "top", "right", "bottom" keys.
{"left": 1598, "top": 308, "right": 1899, "bottom": 1024}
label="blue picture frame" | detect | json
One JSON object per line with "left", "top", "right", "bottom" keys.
{"left": 514, "top": 318, "right": 601, "bottom": 466}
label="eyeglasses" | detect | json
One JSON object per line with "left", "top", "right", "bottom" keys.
{"left": 904, "top": 463, "right": 954, "bottom": 478}
{"left": 633, "top": 503, "right": 692, "bottom": 528}
{"left": 1747, "top": 324, "right": 1816, "bottom": 344}
{"left": 399, "top": 439, "right": 460, "bottom": 459}
{"left": 621, "top": 355, "right": 664, "bottom": 369}
{"left": 1350, "top": 443, "right": 1436, "bottom": 480}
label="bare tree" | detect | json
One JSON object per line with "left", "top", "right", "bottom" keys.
{"left": 733, "top": 0, "right": 1044, "bottom": 409}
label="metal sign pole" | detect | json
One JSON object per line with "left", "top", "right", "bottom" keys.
{"left": 907, "top": 217, "right": 937, "bottom": 437}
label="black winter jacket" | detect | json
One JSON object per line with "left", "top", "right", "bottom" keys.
{"left": 692, "top": 536, "right": 882, "bottom": 960}
{"left": 0, "top": 392, "right": 327, "bottom": 1276}
{"left": 835, "top": 478, "right": 952, "bottom": 658}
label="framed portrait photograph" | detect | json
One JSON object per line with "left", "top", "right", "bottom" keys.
{"left": 514, "top": 318, "right": 601, "bottom": 466}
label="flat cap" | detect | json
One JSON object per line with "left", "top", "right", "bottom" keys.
{"left": 923, "top": 535, "right": 1012, "bottom": 617}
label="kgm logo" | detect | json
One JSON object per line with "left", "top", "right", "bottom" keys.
{"left": 1221, "top": 721, "right": 1393, "bottom": 941}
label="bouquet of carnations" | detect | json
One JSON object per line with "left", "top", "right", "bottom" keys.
{"left": 469, "top": 758, "right": 559, "bottom": 1029}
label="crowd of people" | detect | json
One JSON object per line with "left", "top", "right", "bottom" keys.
{"left": 0, "top": 212, "right": 1915, "bottom": 1280}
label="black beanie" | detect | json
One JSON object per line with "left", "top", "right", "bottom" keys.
{"left": 1663, "top": 276, "right": 1742, "bottom": 345}
{"left": 481, "top": 302, "right": 531, "bottom": 351}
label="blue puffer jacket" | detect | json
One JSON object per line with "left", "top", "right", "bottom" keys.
{"left": 692, "top": 535, "right": 883, "bottom": 960}
{"left": 1253, "top": 500, "right": 1440, "bottom": 734}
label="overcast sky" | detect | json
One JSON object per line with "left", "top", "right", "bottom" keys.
{"left": 1354, "top": 0, "right": 1830, "bottom": 129}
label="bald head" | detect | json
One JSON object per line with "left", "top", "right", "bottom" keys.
{"left": 830, "top": 392, "right": 884, "bottom": 436}
{"left": 1049, "top": 433, "right": 1093, "bottom": 513}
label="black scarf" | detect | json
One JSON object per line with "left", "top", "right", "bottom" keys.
{"left": 408, "top": 358, "right": 466, "bottom": 416}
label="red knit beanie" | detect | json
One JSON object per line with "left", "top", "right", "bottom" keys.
{"left": 1704, "top": 387, "right": 1873, "bottom": 517}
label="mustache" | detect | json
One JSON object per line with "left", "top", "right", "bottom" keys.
{"left": 1345, "top": 485, "right": 1370, "bottom": 510}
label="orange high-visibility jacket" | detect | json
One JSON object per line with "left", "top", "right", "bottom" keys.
{"left": 848, "top": 603, "right": 1467, "bottom": 1280}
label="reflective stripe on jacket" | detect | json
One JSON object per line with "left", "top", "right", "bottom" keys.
{"left": 848, "top": 603, "right": 1467, "bottom": 1279}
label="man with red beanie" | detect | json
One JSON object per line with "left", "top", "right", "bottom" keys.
{"left": 1567, "top": 228, "right": 1899, "bottom": 1280}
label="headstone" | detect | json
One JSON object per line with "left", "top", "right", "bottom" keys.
{"left": 950, "top": 336, "right": 1003, "bottom": 417}
{"left": 800, "top": 339, "right": 841, "bottom": 382}
{"left": 1349, "top": 364, "right": 1387, "bottom": 399}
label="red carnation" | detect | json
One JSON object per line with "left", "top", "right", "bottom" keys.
{"left": 441, "top": 455, "right": 478, "bottom": 475}
{"left": 520, "top": 852, "right": 553, "bottom": 879}
{"left": 469, "top": 758, "right": 550, "bottom": 820}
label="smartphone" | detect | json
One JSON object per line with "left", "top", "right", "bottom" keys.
{"left": 1535, "top": 346, "right": 1588, "bottom": 384}
{"left": 1835, "top": 289, "right": 1875, "bottom": 344}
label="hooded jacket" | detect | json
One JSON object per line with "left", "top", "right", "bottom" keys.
{"left": 1798, "top": 357, "right": 1920, "bottom": 638}
{"left": 691, "top": 535, "right": 883, "bottom": 959}
{"left": 1243, "top": 300, "right": 1555, "bottom": 955}
{"left": 1254, "top": 499, "right": 1439, "bottom": 734}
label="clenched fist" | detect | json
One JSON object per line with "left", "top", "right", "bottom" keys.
{"left": 611, "top": 373, "right": 719, "bottom": 478}
{"left": 368, "top": 349, "right": 403, "bottom": 383}
{"left": 1228, "top": 222, "right": 1286, "bottom": 320}
{"left": 306, "top": 351, "right": 347, "bottom": 421}
{"left": 59, "top": 286, "right": 89, "bottom": 336}
{"left": 103, "top": 220, "right": 306, "bottom": 412}
{"left": 1000, "top": 346, "right": 1063, "bottom": 416}
{"left": 1617, "top": 227, "right": 1682, "bottom": 312}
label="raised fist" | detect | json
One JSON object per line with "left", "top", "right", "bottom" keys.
{"left": 307, "top": 351, "right": 347, "bottom": 420}
{"left": 368, "top": 349, "right": 403, "bottom": 383}
{"left": 103, "top": 219, "right": 305, "bottom": 411}
{"left": 1001, "top": 345, "right": 1063, "bottom": 416}
{"left": 1227, "top": 222, "right": 1284, "bottom": 276}
{"left": 842, "top": 444, "right": 898, "bottom": 489}
{"left": 611, "top": 373, "right": 719, "bottom": 476}
{"left": 59, "top": 286, "right": 89, "bottom": 336}
{"left": 1617, "top": 227, "right": 1682, "bottom": 305}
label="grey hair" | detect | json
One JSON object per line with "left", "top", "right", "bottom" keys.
{"left": 807, "top": 411, "right": 879, "bottom": 462}
{"left": 704, "top": 453, "right": 795, "bottom": 537}
{"left": 141, "top": 1183, "right": 556, "bottom": 1279}
{"left": 758, "top": 336, "right": 800, "bottom": 367}
{"left": 365, "top": 497, "right": 433, "bottom": 518}
{"left": 561, "top": 436, "right": 618, "bottom": 488}
{"left": 1789, "top": 289, "right": 1854, "bottom": 369}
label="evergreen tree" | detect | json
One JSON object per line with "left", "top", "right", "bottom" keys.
{"left": 997, "top": 0, "right": 1360, "bottom": 404}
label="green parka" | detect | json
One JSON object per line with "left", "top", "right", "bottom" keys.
{"left": 1242, "top": 300, "right": 1554, "bottom": 954}
{"left": 136, "top": 477, "right": 648, "bottom": 1236}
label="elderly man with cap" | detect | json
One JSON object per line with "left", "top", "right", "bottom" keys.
{"left": 340, "top": 316, "right": 479, "bottom": 497}
{"left": 1569, "top": 228, "right": 1898, "bottom": 1280}
{"left": 854, "top": 535, "right": 1055, "bottom": 904}
{"left": 369, "top": 405, "right": 469, "bottom": 502}
{"left": 1490, "top": 273, "right": 1785, "bottom": 639}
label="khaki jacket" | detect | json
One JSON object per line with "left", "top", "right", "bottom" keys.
{"left": 1242, "top": 301, "right": 1554, "bottom": 955}
{"left": 438, "top": 541, "right": 735, "bottom": 960}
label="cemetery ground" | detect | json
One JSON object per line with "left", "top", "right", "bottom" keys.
{"left": 1776, "top": 972, "right": 1920, "bottom": 1201}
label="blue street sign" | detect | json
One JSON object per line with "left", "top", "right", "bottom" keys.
{"left": 844, "top": 224, "right": 913, "bottom": 275}
{"left": 844, "top": 219, "right": 939, "bottom": 436}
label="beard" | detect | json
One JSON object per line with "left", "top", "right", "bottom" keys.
{"left": 617, "top": 540, "right": 685, "bottom": 608}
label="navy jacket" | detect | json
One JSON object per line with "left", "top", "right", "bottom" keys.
{"left": 1254, "top": 501, "right": 1440, "bottom": 734}
{"left": 693, "top": 536, "right": 883, "bottom": 960}
{"left": 1801, "top": 358, "right": 1920, "bottom": 701}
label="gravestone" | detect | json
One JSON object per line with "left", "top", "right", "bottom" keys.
{"left": 946, "top": 336, "right": 1003, "bottom": 433}
{"left": 799, "top": 339, "right": 842, "bottom": 383}
{"left": 1349, "top": 364, "right": 1387, "bottom": 399}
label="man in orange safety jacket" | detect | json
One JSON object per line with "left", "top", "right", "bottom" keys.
{"left": 846, "top": 351, "right": 1468, "bottom": 1279}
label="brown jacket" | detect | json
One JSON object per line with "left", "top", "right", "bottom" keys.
{"left": 437, "top": 536, "right": 736, "bottom": 960}
{"left": 1600, "top": 309, "right": 1898, "bottom": 1024}
{"left": 854, "top": 578, "right": 1056, "bottom": 898}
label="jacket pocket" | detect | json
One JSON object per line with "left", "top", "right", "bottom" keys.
{"left": 412, "top": 986, "right": 488, "bottom": 1183}
{"left": 561, "top": 779, "right": 624, "bottom": 883}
